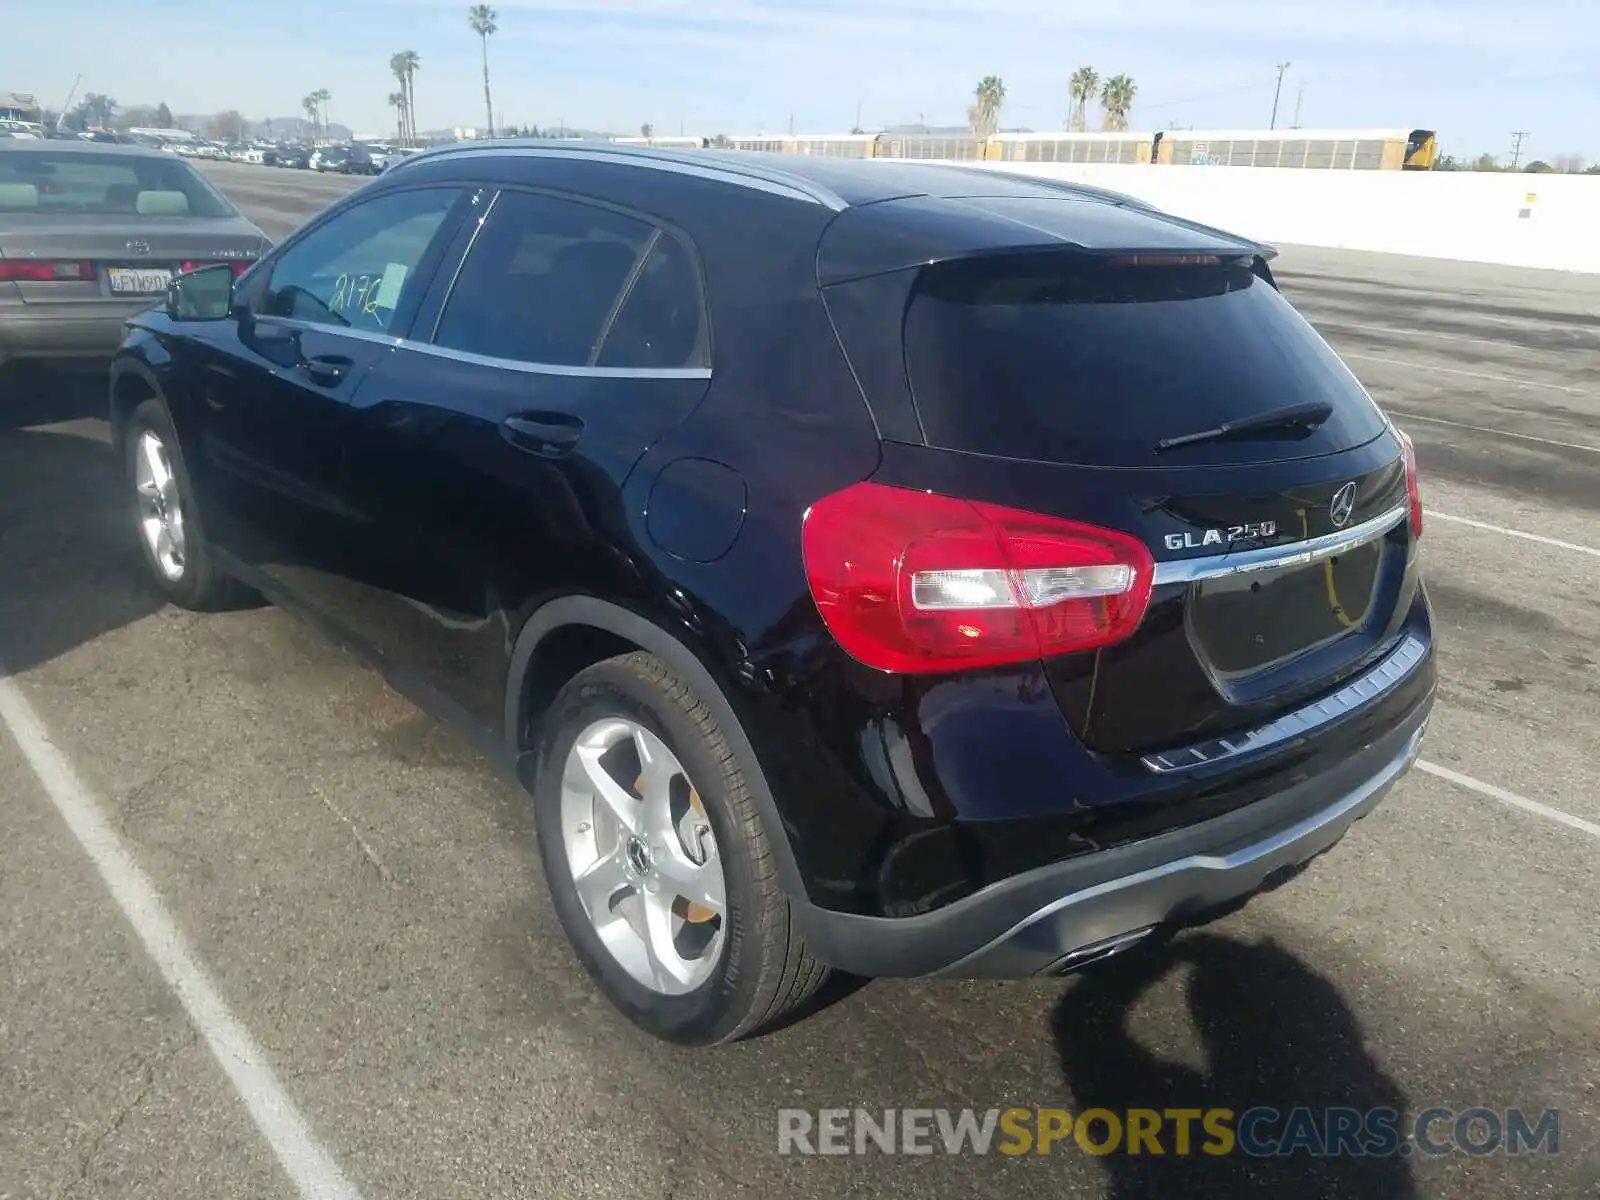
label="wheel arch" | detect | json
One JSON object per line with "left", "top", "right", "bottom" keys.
{"left": 505, "top": 595, "right": 808, "bottom": 900}
{"left": 107, "top": 358, "right": 163, "bottom": 460}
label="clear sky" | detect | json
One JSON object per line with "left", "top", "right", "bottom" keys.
{"left": 4, "top": 0, "right": 1597, "bottom": 161}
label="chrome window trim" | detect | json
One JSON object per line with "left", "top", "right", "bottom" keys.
{"left": 389, "top": 145, "right": 847, "bottom": 211}
{"left": 252, "top": 315, "right": 713, "bottom": 381}
{"left": 407, "top": 340, "right": 712, "bottom": 380}
{"left": 1152, "top": 503, "right": 1408, "bottom": 587}
{"left": 1140, "top": 633, "right": 1428, "bottom": 775}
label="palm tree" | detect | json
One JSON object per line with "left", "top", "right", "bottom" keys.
{"left": 389, "top": 52, "right": 416, "bottom": 145}
{"left": 1099, "top": 74, "right": 1137, "bottom": 132}
{"left": 1068, "top": 66, "right": 1099, "bottom": 132}
{"left": 469, "top": 6, "right": 498, "bottom": 138}
{"left": 640, "top": 122, "right": 654, "bottom": 140}
{"left": 394, "top": 50, "right": 422, "bottom": 145}
{"left": 313, "top": 88, "right": 332, "bottom": 141}
{"left": 302, "top": 93, "right": 319, "bottom": 142}
{"left": 389, "top": 91, "right": 407, "bottom": 145}
{"left": 968, "top": 75, "right": 1006, "bottom": 138}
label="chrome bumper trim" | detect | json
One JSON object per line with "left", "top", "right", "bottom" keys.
{"left": 1141, "top": 633, "right": 1428, "bottom": 775}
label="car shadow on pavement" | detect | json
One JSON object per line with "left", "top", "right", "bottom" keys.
{"left": 1052, "top": 931, "right": 1419, "bottom": 1199}
{"left": 0, "top": 365, "right": 166, "bottom": 676}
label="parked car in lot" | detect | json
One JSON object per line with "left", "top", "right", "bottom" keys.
{"left": 310, "top": 144, "right": 379, "bottom": 175}
{"left": 0, "top": 140, "right": 268, "bottom": 369}
{"left": 108, "top": 142, "right": 1434, "bottom": 1045}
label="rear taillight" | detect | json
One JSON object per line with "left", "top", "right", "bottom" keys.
{"left": 0, "top": 259, "right": 92, "bottom": 282}
{"left": 1396, "top": 427, "right": 1423, "bottom": 539}
{"left": 801, "top": 481, "right": 1155, "bottom": 674}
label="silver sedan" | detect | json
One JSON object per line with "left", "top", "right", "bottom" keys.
{"left": 0, "top": 140, "right": 270, "bottom": 368}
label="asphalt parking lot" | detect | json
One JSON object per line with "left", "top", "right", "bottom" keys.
{"left": 1, "top": 158, "right": 1597, "bottom": 1199}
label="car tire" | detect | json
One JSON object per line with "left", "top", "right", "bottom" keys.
{"left": 124, "top": 398, "right": 255, "bottom": 611}
{"left": 531, "top": 651, "right": 829, "bottom": 1045}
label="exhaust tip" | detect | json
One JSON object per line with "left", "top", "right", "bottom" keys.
{"left": 1041, "top": 925, "right": 1158, "bottom": 977}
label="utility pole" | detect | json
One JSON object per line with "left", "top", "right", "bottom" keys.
{"left": 1270, "top": 61, "right": 1291, "bottom": 129}
{"left": 788, "top": 111, "right": 795, "bottom": 135}
{"left": 1292, "top": 84, "right": 1304, "bottom": 129}
{"left": 855, "top": 99, "right": 862, "bottom": 133}
{"left": 1509, "top": 130, "right": 1530, "bottom": 168}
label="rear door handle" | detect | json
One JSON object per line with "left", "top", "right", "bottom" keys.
{"left": 501, "top": 412, "right": 584, "bottom": 457}
{"left": 301, "top": 354, "right": 352, "bottom": 386}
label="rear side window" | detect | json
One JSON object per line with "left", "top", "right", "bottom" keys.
{"left": 0, "top": 150, "right": 235, "bottom": 217}
{"left": 433, "top": 190, "right": 657, "bottom": 368}
{"left": 903, "top": 256, "right": 1388, "bottom": 467}
{"left": 595, "top": 231, "right": 709, "bottom": 370}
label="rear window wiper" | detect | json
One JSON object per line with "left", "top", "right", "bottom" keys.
{"left": 1155, "top": 400, "right": 1334, "bottom": 453}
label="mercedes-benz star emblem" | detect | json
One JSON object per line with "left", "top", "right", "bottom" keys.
{"left": 125, "top": 239, "right": 151, "bottom": 256}
{"left": 1329, "top": 482, "right": 1358, "bottom": 528}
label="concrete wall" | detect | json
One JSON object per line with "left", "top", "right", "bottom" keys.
{"left": 951, "top": 161, "right": 1598, "bottom": 273}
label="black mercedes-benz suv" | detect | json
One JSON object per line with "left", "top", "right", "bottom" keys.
{"left": 108, "top": 142, "right": 1435, "bottom": 1045}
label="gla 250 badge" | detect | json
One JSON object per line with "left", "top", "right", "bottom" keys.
{"left": 1164, "top": 521, "right": 1278, "bottom": 552}
{"left": 1164, "top": 482, "right": 1359, "bottom": 552}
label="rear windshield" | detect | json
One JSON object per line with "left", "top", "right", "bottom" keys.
{"left": 0, "top": 151, "right": 235, "bottom": 218}
{"left": 903, "top": 255, "right": 1388, "bottom": 467}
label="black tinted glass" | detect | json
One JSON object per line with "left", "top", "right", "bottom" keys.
{"left": 434, "top": 191, "right": 654, "bottom": 367}
{"left": 0, "top": 150, "right": 235, "bottom": 217}
{"left": 595, "top": 231, "right": 709, "bottom": 370}
{"left": 904, "top": 256, "right": 1388, "bottom": 467}
{"left": 260, "top": 187, "right": 461, "bottom": 333}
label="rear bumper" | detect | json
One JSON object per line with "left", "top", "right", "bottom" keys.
{"left": 792, "top": 685, "right": 1433, "bottom": 979}
{"left": 0, "top": 306, "right": 152, "bottom": 363}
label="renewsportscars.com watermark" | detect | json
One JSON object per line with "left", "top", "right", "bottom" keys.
{"left": 777, "top": 1107, "right": 1560, "bottom": 1158}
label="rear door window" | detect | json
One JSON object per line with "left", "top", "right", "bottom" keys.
{"left": 431, "top": 190, "right": 656, "bottom": 367}
{"left": 903, "top": 255, "right": 1388, "bottom": 467}
{"left": 594, "top": 230, "right": 709, "bottom": 370}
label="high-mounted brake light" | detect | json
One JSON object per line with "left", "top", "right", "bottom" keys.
{"left": 801, "top": 482, "right": 1155, "bottom": 674}
{"left": 1105, "top": 253, "right": 1223, "bottom": 268}
{"left": 1396, "top": 427, "right": 1423, "bottom": 539}
{"left": 0, "top": 259, "right": 93, "bottom": 282}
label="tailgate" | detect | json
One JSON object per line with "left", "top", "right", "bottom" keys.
{"left": 827, "top": 234, "right": 1423, "bottom": 757}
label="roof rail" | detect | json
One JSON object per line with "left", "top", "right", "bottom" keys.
{"left": 383, "top": 138, "right": 848, "bottom": 210}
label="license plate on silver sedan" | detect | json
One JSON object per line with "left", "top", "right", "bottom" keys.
{"left": 108, "top": 267, "right": 173, "bottom": 294}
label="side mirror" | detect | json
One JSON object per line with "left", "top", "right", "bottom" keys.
{"left": 166, "top": 263, "right": 236, "bottom": 321}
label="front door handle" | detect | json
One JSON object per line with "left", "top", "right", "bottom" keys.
{"left": 501, "top": 412, "right": 584, "bottom": 457}
{"left": 301, "top": 354, "right": 352, "bottom": 386}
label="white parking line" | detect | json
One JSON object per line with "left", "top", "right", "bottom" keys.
{"left": 1391, "top": 410, "right": 1600, "bottom": 455}
{"left": 1339, "top": 352, "right": 1591, "bottom": 396}
{"left": 1428, "top": 511, "right": 1600, "bottom": 559}
{"left": 0, "top": 670, "right": 364, "bottom": 1200}
{"left": 1321, "top": 317, "right": 1600, "bottom": 352}
{"left": 1417, "top": 759, "right": 1600, "bottom": 839}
